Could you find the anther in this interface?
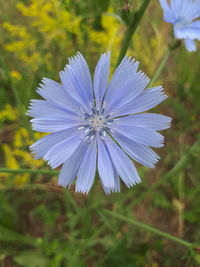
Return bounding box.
[85,128,90,133]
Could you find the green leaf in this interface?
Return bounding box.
[14,250,49,267]
[0,225,41,247]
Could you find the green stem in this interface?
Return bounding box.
[164,140,200,179]
[148,50,170,87]
[130,139,200,209]
[148,38,181,87]
[117,0,151,66]
[0,168,58,175]
[103,209,196,248]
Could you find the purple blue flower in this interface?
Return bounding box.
[28,52,171,194]
[159,0,200,51]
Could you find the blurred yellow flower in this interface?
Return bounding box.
[14,174,29,185]
[0,104,18,122]
[2,144,19,169]
[10,71,22,80]
[1,124,45,185]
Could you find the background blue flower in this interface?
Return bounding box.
[28,52,171,194]
[159,0,200,51]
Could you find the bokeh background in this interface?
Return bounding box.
[0,0,200,266]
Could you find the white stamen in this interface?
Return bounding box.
[79,103,114,141]
[84,136,89,141]
[85,128,90,133]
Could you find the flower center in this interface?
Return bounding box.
[79,103,114,141]
[90,115,106,131]
[175,16,190,28]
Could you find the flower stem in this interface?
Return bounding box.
[0,168,58,175]
[117,0,151,66]
[164,140,200,179]
[148,38,181,87]
[148,50,171,87]
[103,209,197,249]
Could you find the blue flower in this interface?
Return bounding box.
[28,52,171,194]
[159,0,200,51]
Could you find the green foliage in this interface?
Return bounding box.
[14,251,48,267]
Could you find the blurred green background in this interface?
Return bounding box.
[0,0,200,266]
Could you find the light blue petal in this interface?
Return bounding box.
[105,137,141,187]
[58,142,88,187]
[97,137,115,189]
[190,20,200,29]
[43,131,83,169]
[114,113,171,131]
[68,52,93,102]
[104,56,139,108]
[113,86,167,117]
[30,117,82,132]
[30,128,77,159]
[76,139,97,193]
[174,23,200,40]
[102,167,120,194]
[159,0,170,11]
[103,148,121,194]
[159,0,200,25]
[159,0,175,23]
[112,167,121,193]
[170,0,195,20]
[60,66,91,112]
[37,78,80,114]
[105,71,149,116]
[170,0,184,13]
[110,124,164,148]
[186,1,200,20]
[184,38,197,52]
[112,132,160,168]
[27,100,77,118]
[93,52,110,107]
